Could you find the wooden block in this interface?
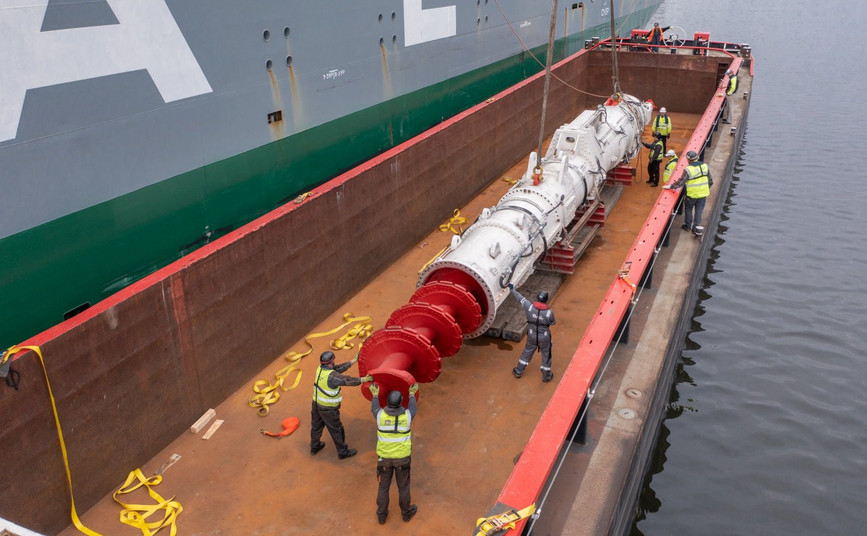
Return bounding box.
[154,453,181,475]
[202,419,224,440]
[190,408,216,433]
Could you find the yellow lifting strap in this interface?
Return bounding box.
[438,208,468,234]
[617,260,637,295]
[3,345,103,535]
[113,468,182,536]
[294,191,313,203]
[474,504,536,536]
[248,313,373,416]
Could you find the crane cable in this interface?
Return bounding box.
[492,0,643,100]
[535,0,559,169]
[610,0,622,96]
[493,0,605,99]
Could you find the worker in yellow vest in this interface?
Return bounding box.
[663,150,713,237]
[369,383,419,525]
[722,68,739,123]
[310,351,372,459]
[662,150,678,184]
[641,132,665,187]
[653,107,672,152]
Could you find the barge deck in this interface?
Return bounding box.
[58,116,696,535]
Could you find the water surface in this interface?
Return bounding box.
[633,1,867,534]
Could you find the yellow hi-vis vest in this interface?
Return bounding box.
[376,409,412,459]
[651,139,664,161]
[313,366,341,407]
[653,115,672,136]
[663,156,678,184]
[727,75,738,96]
[685,162,710,198]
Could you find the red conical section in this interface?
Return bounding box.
[358,275,484,407]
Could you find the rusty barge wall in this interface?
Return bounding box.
[0,51,727,534]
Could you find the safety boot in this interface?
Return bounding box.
[403,505,418,522]
[693,226,704,238]
[338,448,357,459]
[542,370,554,382]
[310,441,326,455]
[512,366,524,379]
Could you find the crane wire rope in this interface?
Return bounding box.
[609,0,621,96]
[492,0,643,100]
[536,0,560,165]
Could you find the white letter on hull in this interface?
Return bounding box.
[0,0,212,142]
[403,0,456,47]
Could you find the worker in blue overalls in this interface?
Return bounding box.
[509,284,556,382]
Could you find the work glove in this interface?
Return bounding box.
[369,384,380,396]
[350,352,359,365]
[508,283,514,290]
[408,384,419,395]
[362,374,374,383]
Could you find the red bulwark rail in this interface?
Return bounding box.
[497,55,744,533]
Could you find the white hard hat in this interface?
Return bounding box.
[659,107,667,113]
[665,150,676,157]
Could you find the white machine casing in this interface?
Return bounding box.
[419,95,653,338]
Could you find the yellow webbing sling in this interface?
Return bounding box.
[474,503,536,536]
[3,345,102,535]
[248,313,372,416]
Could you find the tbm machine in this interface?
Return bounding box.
[358,94,653,405]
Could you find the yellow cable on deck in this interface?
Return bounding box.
[113,469,182,536]
[3,345,103,536]
[249,313,373,416]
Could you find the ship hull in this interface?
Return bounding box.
[0,0,660,349]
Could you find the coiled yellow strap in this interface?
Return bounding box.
[248,313,373,416]
[113,468,182,536]
[438,209,468,234]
